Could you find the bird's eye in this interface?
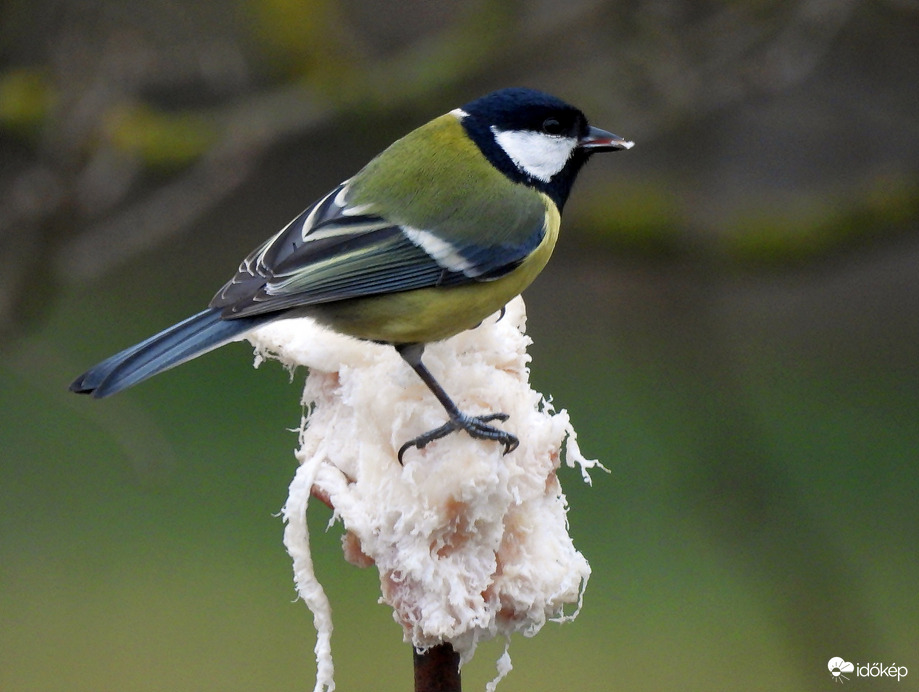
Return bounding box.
[541,118,563,135]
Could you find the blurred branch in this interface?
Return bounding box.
[575,170,919,265]
[57,83,331,281]
[618,0,862,128]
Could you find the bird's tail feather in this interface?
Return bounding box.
[70,308,268,398]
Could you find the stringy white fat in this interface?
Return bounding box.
[246,296,604,692]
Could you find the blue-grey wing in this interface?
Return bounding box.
[210,182,546,319]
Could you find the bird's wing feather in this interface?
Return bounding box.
[210,182,546,319]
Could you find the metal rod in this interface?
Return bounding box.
[414,643,461,692]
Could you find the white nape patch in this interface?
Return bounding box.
[402,226,475,275]
[450,107,469,120]
[491,127,577,182]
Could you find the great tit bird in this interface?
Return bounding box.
[70,87,633,461]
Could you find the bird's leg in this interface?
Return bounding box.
[395,343,519,464]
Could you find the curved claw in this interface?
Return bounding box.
[398,412,519,464]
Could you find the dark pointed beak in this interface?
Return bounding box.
[578,126,634,152]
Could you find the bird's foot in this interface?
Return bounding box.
[398,412,519,464]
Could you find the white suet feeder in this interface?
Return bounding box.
[246,295,603,692]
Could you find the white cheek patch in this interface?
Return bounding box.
[491,127,577,182]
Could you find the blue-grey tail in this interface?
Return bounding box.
[70,308,269,398]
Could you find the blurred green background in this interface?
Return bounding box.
[2,1,918,690]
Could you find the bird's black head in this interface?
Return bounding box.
[455,88,632,209]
